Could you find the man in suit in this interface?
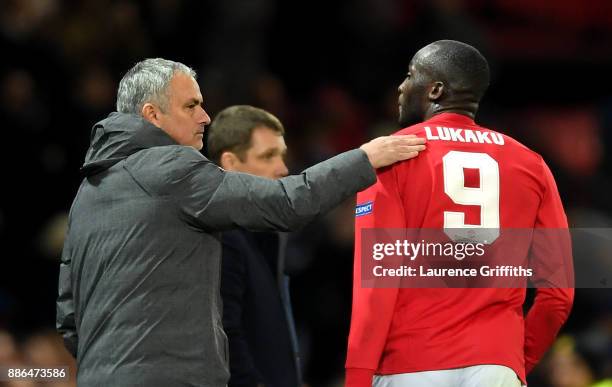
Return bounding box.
[207,105,299,387]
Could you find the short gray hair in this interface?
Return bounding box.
[116,58,197,114]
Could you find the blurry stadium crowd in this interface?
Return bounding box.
[1,0,611,386]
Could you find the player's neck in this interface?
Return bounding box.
[425,104,478,121]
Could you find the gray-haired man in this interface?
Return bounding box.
[56,58,426,387]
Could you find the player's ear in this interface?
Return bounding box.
[429,81,444,101]
[219,151,240,171]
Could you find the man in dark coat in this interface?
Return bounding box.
[56,58,426,387]
[207,105,301,387]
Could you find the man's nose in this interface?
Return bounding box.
[197,106,211,125]
[398,79,408,93]
[276,160,289,178]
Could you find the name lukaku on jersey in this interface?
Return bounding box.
[424,126,504,145]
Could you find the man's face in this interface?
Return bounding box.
[229,126,288,180]
[156,72,211,150]
[398,61,429,127]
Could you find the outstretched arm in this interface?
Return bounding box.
[178,135,425,232]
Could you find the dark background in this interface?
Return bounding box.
[1,0,611,386]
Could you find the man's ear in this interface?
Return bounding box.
[429,81,444,101]
[141,103,161,126]
[219,151,240,171]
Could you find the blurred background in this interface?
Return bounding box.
[1,0,612,386]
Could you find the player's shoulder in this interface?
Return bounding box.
[378,124,433,185]
[393,123,425,137]
[474,124,552,181]
[488,127,545,164]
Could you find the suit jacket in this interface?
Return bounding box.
[221,230,301,387]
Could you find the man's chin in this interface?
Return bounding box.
[190,140,204,151]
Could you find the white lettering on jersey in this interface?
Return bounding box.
[490,132,505,145]
[425,126,438,140]
[449,128,465,142]
[424,126,505,145]
[464,129,477,143]
[438,127,451,140]
[476,131,492,144]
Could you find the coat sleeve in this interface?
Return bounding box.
[175,147,377,232]
[56,238,78,358]
[524,159,574,374]
[220,233,265,387]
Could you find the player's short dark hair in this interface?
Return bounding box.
[419,40,490,101]
[207,105,285,163]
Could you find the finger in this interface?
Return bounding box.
[398,136,426,145]
[389,136,426,146]
[397,151,419,160]
[397,144,426,152]
[393,150,419,160]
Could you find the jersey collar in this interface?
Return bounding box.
[424,113,476,126]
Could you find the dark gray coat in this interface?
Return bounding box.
[56,112,376,387]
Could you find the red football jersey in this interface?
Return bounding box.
[345,113,574,386]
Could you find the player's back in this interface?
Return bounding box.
[351,113,568,382]
[399,113,547,376]
[395,112,544,230]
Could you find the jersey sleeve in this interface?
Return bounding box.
[345,165,405,387]
[524,158,575,374]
